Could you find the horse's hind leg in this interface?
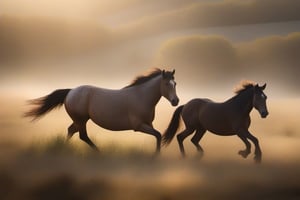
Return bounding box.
[191,128,206,157]
[177,128,195,157]
[78,123,99,151]
[67,123,78,140]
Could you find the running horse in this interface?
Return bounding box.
[25,69,179,154]
[162,82,268,163]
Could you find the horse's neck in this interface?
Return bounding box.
[228,89,254,115]
[135,76,162,107]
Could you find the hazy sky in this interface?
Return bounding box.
[1,0,300,98]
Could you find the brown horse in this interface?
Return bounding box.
[24,69,179,154]
[162,82,268,163]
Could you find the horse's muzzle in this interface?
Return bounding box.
[261,111,269,118]
[171,98,179,106]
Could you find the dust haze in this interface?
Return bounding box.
[1,1,300,199]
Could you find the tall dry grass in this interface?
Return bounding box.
[0,135,299,200]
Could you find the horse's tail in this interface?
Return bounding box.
[24,89,71,121]
[162,105,184,146]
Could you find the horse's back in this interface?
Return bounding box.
[66,85,144,130]
[183,98,236,134]
[198,99,238,134]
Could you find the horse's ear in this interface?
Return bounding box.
[172,69,175,75]
[260,83,267,90]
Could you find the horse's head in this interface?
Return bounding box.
[160,69,179,106]
[253,83,269,118]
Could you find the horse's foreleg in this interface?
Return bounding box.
[237,133,251,158]
[191,129,206,157]
[245,132,262,163]
[177,128,194,157]
[137,124,161,155]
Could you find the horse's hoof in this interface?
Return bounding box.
[254,155,262,164]
[180,153,187,159]
[195,152,204,160]
[238,150,249,158]
[151,151,160,159]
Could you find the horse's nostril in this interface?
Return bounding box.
[171,99,179,106]
[261,111,269,118]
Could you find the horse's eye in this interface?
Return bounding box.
[261,94,266,99]
[168,80,176,88]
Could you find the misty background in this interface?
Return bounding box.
[1,2,300,199]
[0,0,300,157]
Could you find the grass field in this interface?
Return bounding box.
[0,135,300,200]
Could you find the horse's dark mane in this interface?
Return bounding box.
[124,68,162,88]
[234,81,256,94]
